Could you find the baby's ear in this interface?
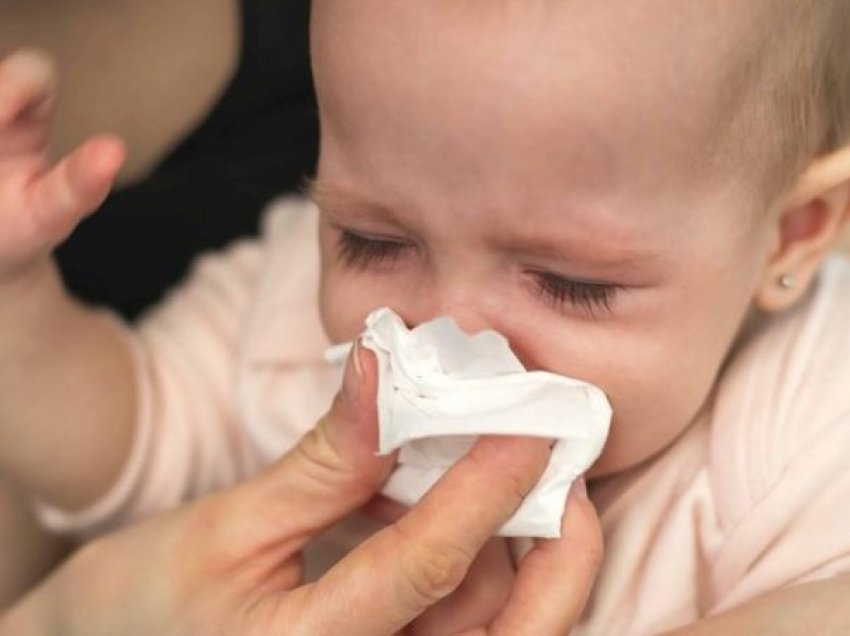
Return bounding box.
[756,144,850,312]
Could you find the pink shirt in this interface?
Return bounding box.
[38,198,850,634]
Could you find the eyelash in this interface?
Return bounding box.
[531,273,622,316]
[336,230,622,316]
[337,230,412,268]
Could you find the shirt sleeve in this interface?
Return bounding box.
[35,239,266,538]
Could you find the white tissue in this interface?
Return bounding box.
[325,308,612,538]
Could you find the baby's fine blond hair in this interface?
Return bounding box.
[730,1,850,199]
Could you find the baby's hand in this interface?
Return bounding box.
[0,49,124,285]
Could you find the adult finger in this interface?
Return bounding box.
[300,434,553,636]
[0,49,56,126]
[489,479,603,635]
[409,538,515,636]
[363,493,407,524]
[213,342,396,554]
[365,493,517,634]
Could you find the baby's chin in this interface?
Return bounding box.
[586,446,659,482]
[586,417,698,481]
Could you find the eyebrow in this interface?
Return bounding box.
[306,179,661,271]
[305,179,400,223]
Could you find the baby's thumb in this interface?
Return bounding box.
[225,341,394,549]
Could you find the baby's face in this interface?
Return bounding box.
[312,1,781,475]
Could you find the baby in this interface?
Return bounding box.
[2,0,850,633]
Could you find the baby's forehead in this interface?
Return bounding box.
[314,1,763,90]
[313,1,766,193]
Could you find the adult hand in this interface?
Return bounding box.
[0,344,602,635]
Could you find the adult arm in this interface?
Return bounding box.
[666,576,850,635]
[0,479,68,610]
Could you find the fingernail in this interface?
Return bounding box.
[352,338,364,377]
[342,338,364,404]
[571,477,588,500]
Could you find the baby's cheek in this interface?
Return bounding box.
[514,322,697,476]
[320,298,361,346]
[319,269,366,343]
[590,357,713,476]
[320,267,415,343]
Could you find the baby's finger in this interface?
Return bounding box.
[0,49,56,126]
[25,135,125,243]
[489,480,603,635]
[0,119,48,160]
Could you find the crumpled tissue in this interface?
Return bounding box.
[325,308,612,538]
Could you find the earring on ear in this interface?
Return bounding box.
[778,273,796,289]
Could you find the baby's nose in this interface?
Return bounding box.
[401,298,538,369]
[405,285,498,336]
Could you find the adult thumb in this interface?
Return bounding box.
[220,341,395,551]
